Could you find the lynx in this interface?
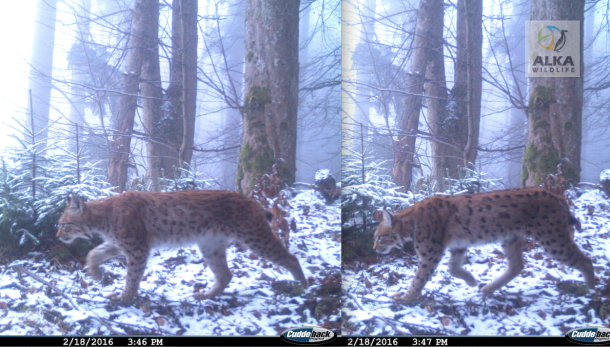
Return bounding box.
[373,188,595,301]
[57,190,308,304]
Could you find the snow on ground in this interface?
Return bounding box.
[0,188,340,336]
[342,188,610,336]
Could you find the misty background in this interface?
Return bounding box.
[1,0,340,190]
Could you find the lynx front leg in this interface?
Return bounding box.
[397,242,444,302]
[481,236,524,295]
[118,250,149,304]
[198,240,232,298]
[448,248,477,286]
[86,242,123,281]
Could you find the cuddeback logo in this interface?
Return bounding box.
[565,326,610,345]
[280,326,337,345]
[538,25,568,52]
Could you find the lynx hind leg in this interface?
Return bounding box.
[86,242,123,281]
[398,243,444,302]
[448,248,477,286]
[198,239,232,298]
[535,226,595,289]
[481,236,525,296]
[243,227,308,288]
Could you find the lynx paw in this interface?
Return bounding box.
[463,275,477,287]
[87,266,104,281]
[101,292,135,306]
[193,292,216,301]
[390,292,419,304]
[480,283,497,296]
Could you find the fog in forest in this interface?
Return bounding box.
[342,0,610,190]
[1,0,340,190]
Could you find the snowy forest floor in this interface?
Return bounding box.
[0,188,341,336]
[342,188,610,336]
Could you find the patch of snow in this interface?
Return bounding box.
[314,169,333,182]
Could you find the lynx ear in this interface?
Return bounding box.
[68,194,84,212]
[381,208,394,226]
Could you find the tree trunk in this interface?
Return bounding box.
[108,0,155,192]
[430,0,482,191]
[461,0,483,168]
[141,0,165,192]
[425,0,449,189]
[392,0,442,192]
[522,0,584,187]
[237,0,300,195]
[27,0,58,155]
[174,0,198,168]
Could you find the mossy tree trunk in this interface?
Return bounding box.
[392,0,442,192]
[237,0,300,195]
[522,0,584,187]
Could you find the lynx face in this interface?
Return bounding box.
[373,188,595,302]
[57,196,95,243]
[373,210,411,254]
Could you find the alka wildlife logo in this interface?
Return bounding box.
[526,21,580,77]
[538,25,568,52]
[280,326,337,345]
[565,326,610,345]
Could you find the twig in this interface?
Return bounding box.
[14,265,80,311]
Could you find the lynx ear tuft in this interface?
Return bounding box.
[381,208,394,226]
[68,194,85,212]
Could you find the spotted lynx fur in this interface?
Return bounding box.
[57,190,308,303]
[373,188,595,301]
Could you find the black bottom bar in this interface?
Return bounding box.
[0,335,606,346]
